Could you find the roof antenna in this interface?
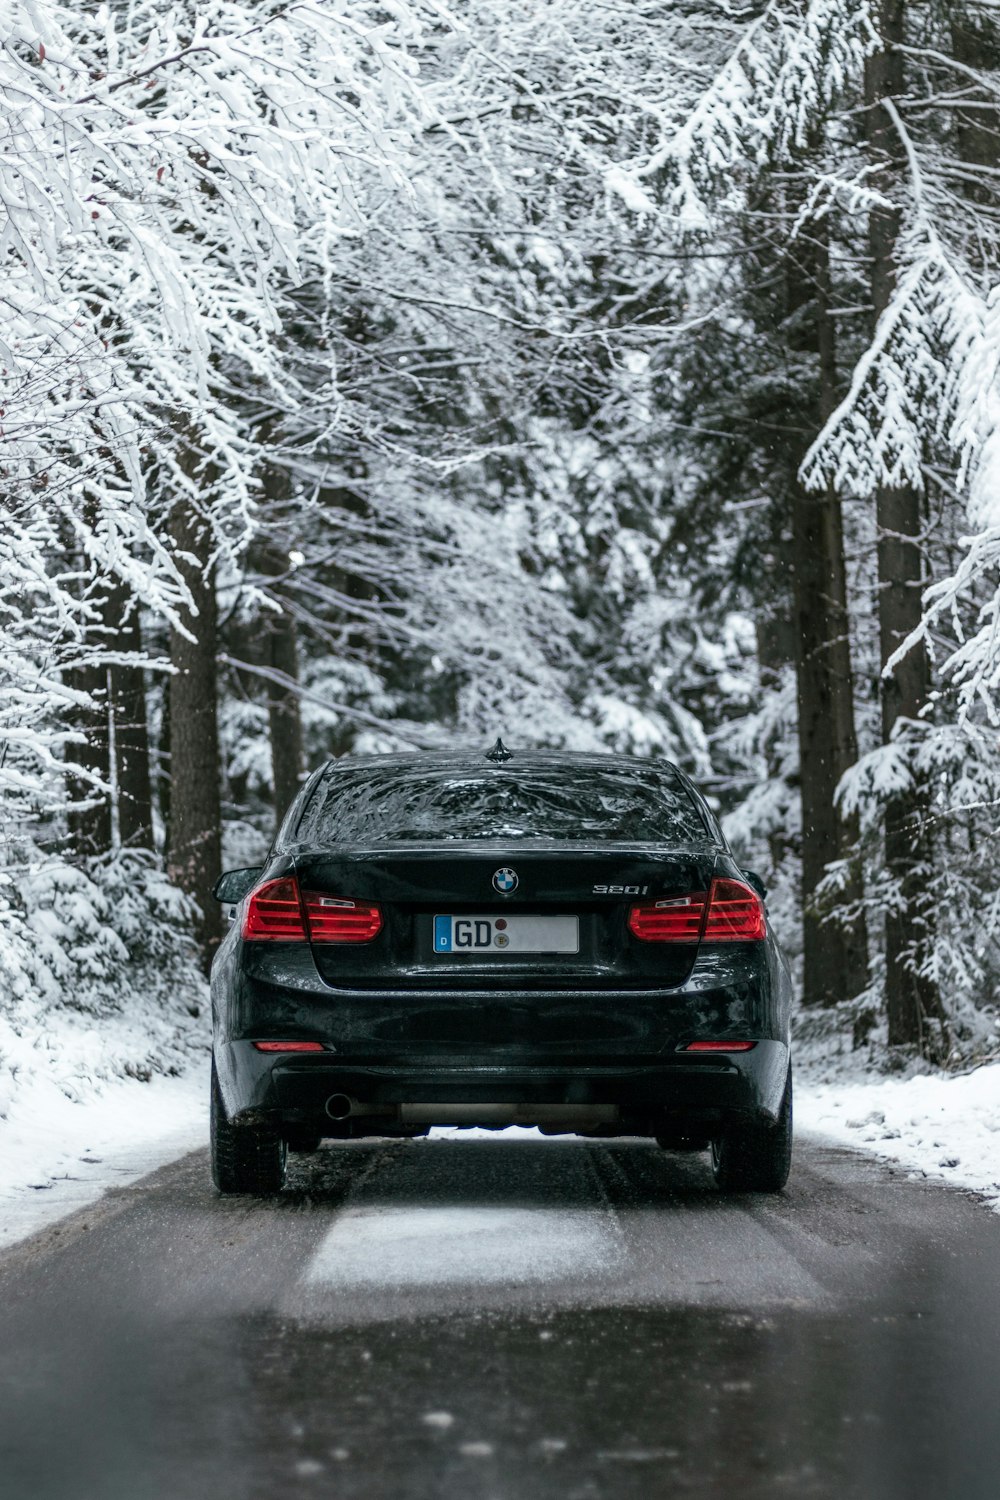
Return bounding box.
[485,736,513,764]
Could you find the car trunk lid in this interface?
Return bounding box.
[295,842,719,991]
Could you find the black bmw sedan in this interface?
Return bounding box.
[210,742,793,1196]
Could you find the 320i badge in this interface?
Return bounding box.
[209,740,793,1195]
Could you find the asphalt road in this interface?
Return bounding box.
[2,1131,999,1500]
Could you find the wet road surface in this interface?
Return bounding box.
[1,1132,999,1499]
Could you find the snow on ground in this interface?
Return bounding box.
[305,1203,618,1290]
[0,1056,209,1251]
[797,1061,1000,1211]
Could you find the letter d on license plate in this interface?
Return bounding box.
[433,914,578,954]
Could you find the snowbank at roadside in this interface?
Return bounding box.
[0,1056,209,1251]
[797,1061,1000,1210]
[0,846,212,1250]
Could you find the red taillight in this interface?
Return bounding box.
[628,895,706,942]
[242,876,382,944]
[253,1040,325,1053]
[628,877,765,944]
[302,894,383,943]
[702,877,766,941]
[242,876,307,940]
[684,1040,756,1052]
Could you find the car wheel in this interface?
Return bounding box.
[210,1059,287,1195]
[710,1067,792,1193]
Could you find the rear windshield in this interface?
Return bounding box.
[295,763,710,845]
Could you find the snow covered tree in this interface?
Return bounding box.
[6,0,996,1072]
[1,0,439,958]
[624,0,1000,1057]
[212,1,739,782]
[622,0,875,1006]
[800,2,1000,1053]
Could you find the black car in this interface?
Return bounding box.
[210,742,793,1195]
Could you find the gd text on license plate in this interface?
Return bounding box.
[433,914,579,954]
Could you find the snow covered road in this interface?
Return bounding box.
[2,1128,1000,1500]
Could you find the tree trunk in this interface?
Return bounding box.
[754,618,798,878]
[951,6,1000,197]
[167,484,222,971]
[866,1,942,1049]
[158,671,172,857]
[259,459,304,829]
[107,580,154,850]
[266,601,304,826]
[790,216,869,1007]
[64,503,112,857]
[64,657,112,857]
[790,482,869,1005]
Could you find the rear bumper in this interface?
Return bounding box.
[215,1038,790,1135]
[211,935,793,1136]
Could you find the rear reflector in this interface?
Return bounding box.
[242,876,382,944]
[628,876,765,944]
[253,1040,325,1053]
[684,1040,756,1052]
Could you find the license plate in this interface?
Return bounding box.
[433,914,579,955]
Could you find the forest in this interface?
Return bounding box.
[2,0,1000,1093]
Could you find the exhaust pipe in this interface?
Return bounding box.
[325,1093,357,1121]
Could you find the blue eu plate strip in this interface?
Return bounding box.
[433,915,452,952]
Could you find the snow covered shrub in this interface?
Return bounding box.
[0,845,206,1113]
[835,719,1000,1064]
[718,664,804,982]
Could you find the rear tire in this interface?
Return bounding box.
[211,1060,287,1195]
[711,1068,792,1193]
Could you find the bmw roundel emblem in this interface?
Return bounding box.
[492,867,518,895]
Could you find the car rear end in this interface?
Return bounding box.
[211,753,792,1154]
